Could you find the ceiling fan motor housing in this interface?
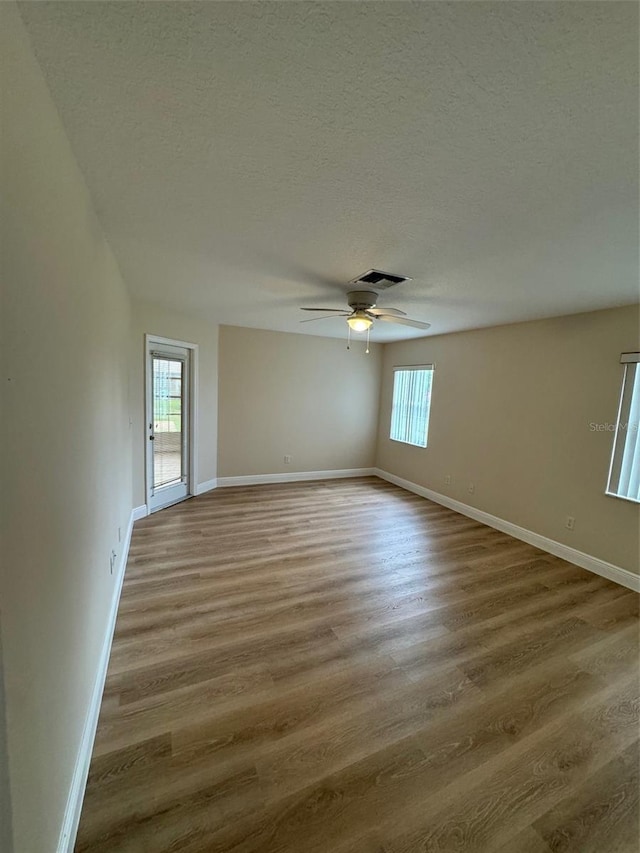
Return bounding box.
[347,290,378,311]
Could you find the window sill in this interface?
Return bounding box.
[389,438,428,449]
[605,491,640,505]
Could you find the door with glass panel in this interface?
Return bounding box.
[147,344,191,512]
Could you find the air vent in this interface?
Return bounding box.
[349,269,412,290]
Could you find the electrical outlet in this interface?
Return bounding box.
[468,483,475,494]
[444,475,451,485]
[565,516,575,531]
[284,455,292,464]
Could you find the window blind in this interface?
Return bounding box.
[607,353,640,503]
[390,366,433,448]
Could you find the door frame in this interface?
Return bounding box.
[145,334,199,513]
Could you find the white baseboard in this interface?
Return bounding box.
[217,468,375,488]
[132,504,148,521]
[56,508,134,853]
[374,469,639,593]
[195,478,217,495]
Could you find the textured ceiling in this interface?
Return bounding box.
[19,1,639,341]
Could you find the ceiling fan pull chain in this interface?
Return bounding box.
[347,325,351,350]
[365,327,370,355]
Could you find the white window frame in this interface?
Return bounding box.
[389,364,434,448]
[606,352,640,504]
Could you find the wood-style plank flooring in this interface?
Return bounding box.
[76,477,640,852]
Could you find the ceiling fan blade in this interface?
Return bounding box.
[377,315,431,330]
[368,307,407,317]
[300,313,350,323]
[300,307,347,313]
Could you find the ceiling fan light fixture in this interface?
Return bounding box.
[347,312,373,332]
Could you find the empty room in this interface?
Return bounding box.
[1,2,639,852]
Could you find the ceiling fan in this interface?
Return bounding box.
[300,290,430,332]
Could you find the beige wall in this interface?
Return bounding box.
[376,305,640,574]
[218,325,382,477]
[131,300,218,507]
[0,6,133,851]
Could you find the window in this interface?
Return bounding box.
[390,365,433,447]
[607,352,640,503]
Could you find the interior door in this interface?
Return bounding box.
[147,344,191,512]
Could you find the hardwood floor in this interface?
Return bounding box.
[76,477,639,852]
